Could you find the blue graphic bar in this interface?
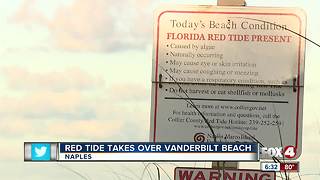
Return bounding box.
[59,142,258,153]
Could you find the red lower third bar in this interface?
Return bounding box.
[280,162,299,172]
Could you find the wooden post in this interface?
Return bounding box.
[213,0,247,171]
[212,161,238,169]
[217,0,246,6]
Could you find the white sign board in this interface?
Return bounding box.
[150,5,306,159]
[174,167,276,180]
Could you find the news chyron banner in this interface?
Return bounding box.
[24,142,259,162]
[150,5,306,160]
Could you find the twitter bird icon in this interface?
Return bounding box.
[31,143,51,161]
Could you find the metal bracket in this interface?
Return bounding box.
[293,77,297,92]
[159,74,163,88]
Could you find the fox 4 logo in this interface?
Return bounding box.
[261,146,296,158]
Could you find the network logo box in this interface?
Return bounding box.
[24,142,58,161]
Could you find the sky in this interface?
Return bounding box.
[0,0,319,179]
